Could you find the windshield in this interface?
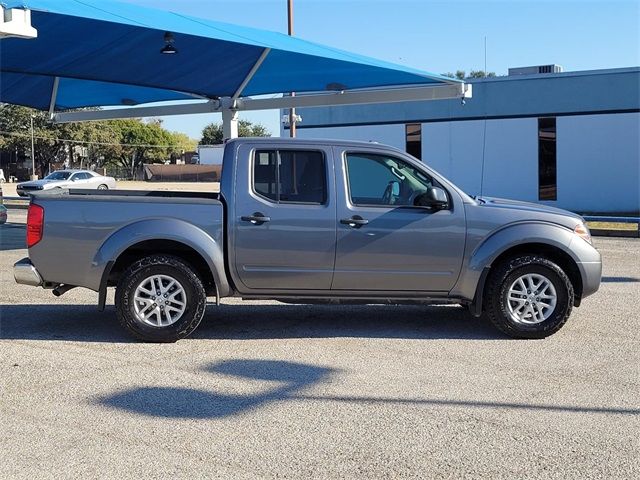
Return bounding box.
[45,171,72,180]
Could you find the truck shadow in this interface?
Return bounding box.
[196,303,501,341]
[97,358,639,419]
[0,303,503,342]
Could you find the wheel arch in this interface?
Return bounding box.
[456,222,584,313]
[487,242,583,304]
[108,239,217,295]
[92,218,230,306]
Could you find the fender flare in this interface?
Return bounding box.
[453,221,579,312]
[91,218,230,308]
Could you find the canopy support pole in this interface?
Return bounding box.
[222,108,238,140]
[48,77,60,117]
[231,48,271,102]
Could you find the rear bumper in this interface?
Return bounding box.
[14,257,43,287]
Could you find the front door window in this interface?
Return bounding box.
[345,153,434,208]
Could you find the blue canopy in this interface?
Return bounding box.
[0,0,458,111]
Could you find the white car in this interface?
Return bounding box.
[17,170,117,196]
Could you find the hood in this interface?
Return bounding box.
[477,196,584,221]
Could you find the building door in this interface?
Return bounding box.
[332,149,466,292]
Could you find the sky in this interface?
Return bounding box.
[122,0,640,139]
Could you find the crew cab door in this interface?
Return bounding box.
[332,147,466,292]
[233,144,336,291]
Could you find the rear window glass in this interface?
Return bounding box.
[253,150,326,204]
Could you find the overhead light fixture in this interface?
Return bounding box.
[161,31,177,54]
[326,82,347,91]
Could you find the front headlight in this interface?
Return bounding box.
[574,222,592,244]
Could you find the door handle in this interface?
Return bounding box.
[241,212,271,225]
[340,216,369,228]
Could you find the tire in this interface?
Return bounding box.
[115,255,207,342]
[97,184,108,190]
[484,255,574,339]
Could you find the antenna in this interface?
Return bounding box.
[480,35,488,196]
[484,36,487,74]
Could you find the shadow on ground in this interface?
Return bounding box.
[0,303,502,342]
[97,358,640,419]
[601,276,639,283]
[101,359,334,418]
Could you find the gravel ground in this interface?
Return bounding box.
[1,208,638,479]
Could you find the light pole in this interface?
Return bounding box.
[30,114,36,179]
[287,0,296,138]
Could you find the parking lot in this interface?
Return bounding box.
[1,207,638,479]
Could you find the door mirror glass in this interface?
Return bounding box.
[414,186,449,210]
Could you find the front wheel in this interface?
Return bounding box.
[484,255,574,339]
[115,255,207,342]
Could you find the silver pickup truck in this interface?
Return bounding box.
[14,138,601,342]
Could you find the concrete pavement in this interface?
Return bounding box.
[1,208,638,479]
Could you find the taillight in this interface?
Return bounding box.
[27,204,44,248]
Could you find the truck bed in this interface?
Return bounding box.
[44,188,220,201]
[28,188,224,292]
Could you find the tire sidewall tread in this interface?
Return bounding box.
[484,255,574,339]
[115,255,207,343]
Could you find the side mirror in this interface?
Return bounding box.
[414,186,449,210]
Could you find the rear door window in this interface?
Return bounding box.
[253,150,327,204]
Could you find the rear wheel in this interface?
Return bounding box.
[97,184,108,190]
[484,255,574,339]
[115,255,207,342]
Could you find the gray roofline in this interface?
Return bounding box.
[226,137,396,149]
[466,66,640,84]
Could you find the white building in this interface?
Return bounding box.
[283,66,639,214]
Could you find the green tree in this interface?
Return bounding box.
[468,70,496,78]
[169,131,198,153]
[0,104,83,177]
[200,119,270,145]
[0,104,198,178]
[109,119,180,176]
[443,70,497,80]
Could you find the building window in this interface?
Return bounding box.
[405,123,422,160]
[253,149,327,204]
[538,117,557,201]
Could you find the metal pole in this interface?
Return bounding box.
[222,109,239,140]
[30,115,36,179]
[287,0,296,138]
